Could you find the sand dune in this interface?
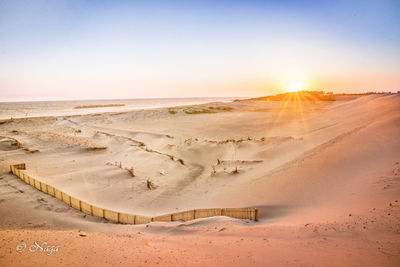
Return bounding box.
[0,93,399,266]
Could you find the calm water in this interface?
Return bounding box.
[0,97,240,120]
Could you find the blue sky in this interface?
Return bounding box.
[0,0,399,101]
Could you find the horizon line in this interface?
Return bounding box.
[1,90,398,103]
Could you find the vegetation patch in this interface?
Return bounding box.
[168,109,177,114]
[184,108,216,115]
[208,106,233,111]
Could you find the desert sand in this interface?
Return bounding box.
[0,92,399,266]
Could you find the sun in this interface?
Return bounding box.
[288,81,303,92]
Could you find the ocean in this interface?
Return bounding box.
[0,97,241,120]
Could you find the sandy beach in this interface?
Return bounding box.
[2,0,399,265]
[1,93,399,266]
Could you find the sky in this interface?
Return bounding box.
[0,0,399,101]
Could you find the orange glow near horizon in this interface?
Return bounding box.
[269,90,326,131]
[274,79,310,93]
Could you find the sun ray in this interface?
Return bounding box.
[270,91,295,130]
[293,91,309,133]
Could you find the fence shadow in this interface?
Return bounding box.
[10,163,258,225]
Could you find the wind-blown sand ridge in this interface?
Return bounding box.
[0,92,399,266]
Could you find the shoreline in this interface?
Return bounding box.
[0,99,240,121]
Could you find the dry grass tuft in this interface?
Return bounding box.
[211,165,216,175]
[87,146,107,151]
[147,179,156,190]
[231,167,239,174]
[125,167,135,177]
[108,162,135,177]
